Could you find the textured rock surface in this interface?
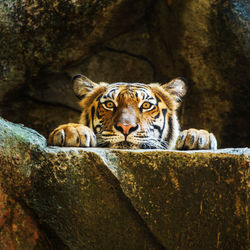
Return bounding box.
[0,187,52,249]
[229,0,250,58]
[0,0,150,98]
[148,0,250,148]
[0,0,249,147]
[0,117,249,249]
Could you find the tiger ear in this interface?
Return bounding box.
[161,77,187,102]
[72,74,98,99]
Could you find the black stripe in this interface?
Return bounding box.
[104,88,116,99]
[96,105,101,119]
[135,92,139,102]
[91,106,95,130]
[96,94,103,101]
[85,113,90,127]
[165,116,173,143]
[153,111,160,119]
[146,97,155,101]
[156,95,161,103]
[140,89,149,100]
[153,124,162,137]
[152,108,167,138]
[161,109,167,137]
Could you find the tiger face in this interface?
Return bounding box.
[73,75,187,149]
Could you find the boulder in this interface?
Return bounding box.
[148,0,250,148]
[0,187,52,249]
[0,0,249,147]
[0,117,249,249]
[0,0,150,98]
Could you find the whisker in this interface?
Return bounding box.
[96,131,168,149]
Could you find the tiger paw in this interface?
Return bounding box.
[175,128,217,150]
[48,123,96,147]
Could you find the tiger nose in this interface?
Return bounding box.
[115,122,138,135]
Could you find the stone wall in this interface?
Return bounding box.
[0,0,249,148]
[0,117,249,249]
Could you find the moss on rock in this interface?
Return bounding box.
[0,117,249,249]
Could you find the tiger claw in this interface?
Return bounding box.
[48,123,96,147]
[51,129,65,146]
[209,133,217,150]
[176,129,217,150]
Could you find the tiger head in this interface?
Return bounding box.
[73,75,187,149]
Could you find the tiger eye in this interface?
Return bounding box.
[141,102,152,109]
[104,101,115,109]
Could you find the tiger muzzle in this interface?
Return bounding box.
[114,106,139,137]
[115,123,138,136]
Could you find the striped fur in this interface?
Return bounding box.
[75,76,186,149]
[48,75,217,150]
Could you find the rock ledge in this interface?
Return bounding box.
[0,117,249,249]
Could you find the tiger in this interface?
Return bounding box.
[48,74,217,150]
